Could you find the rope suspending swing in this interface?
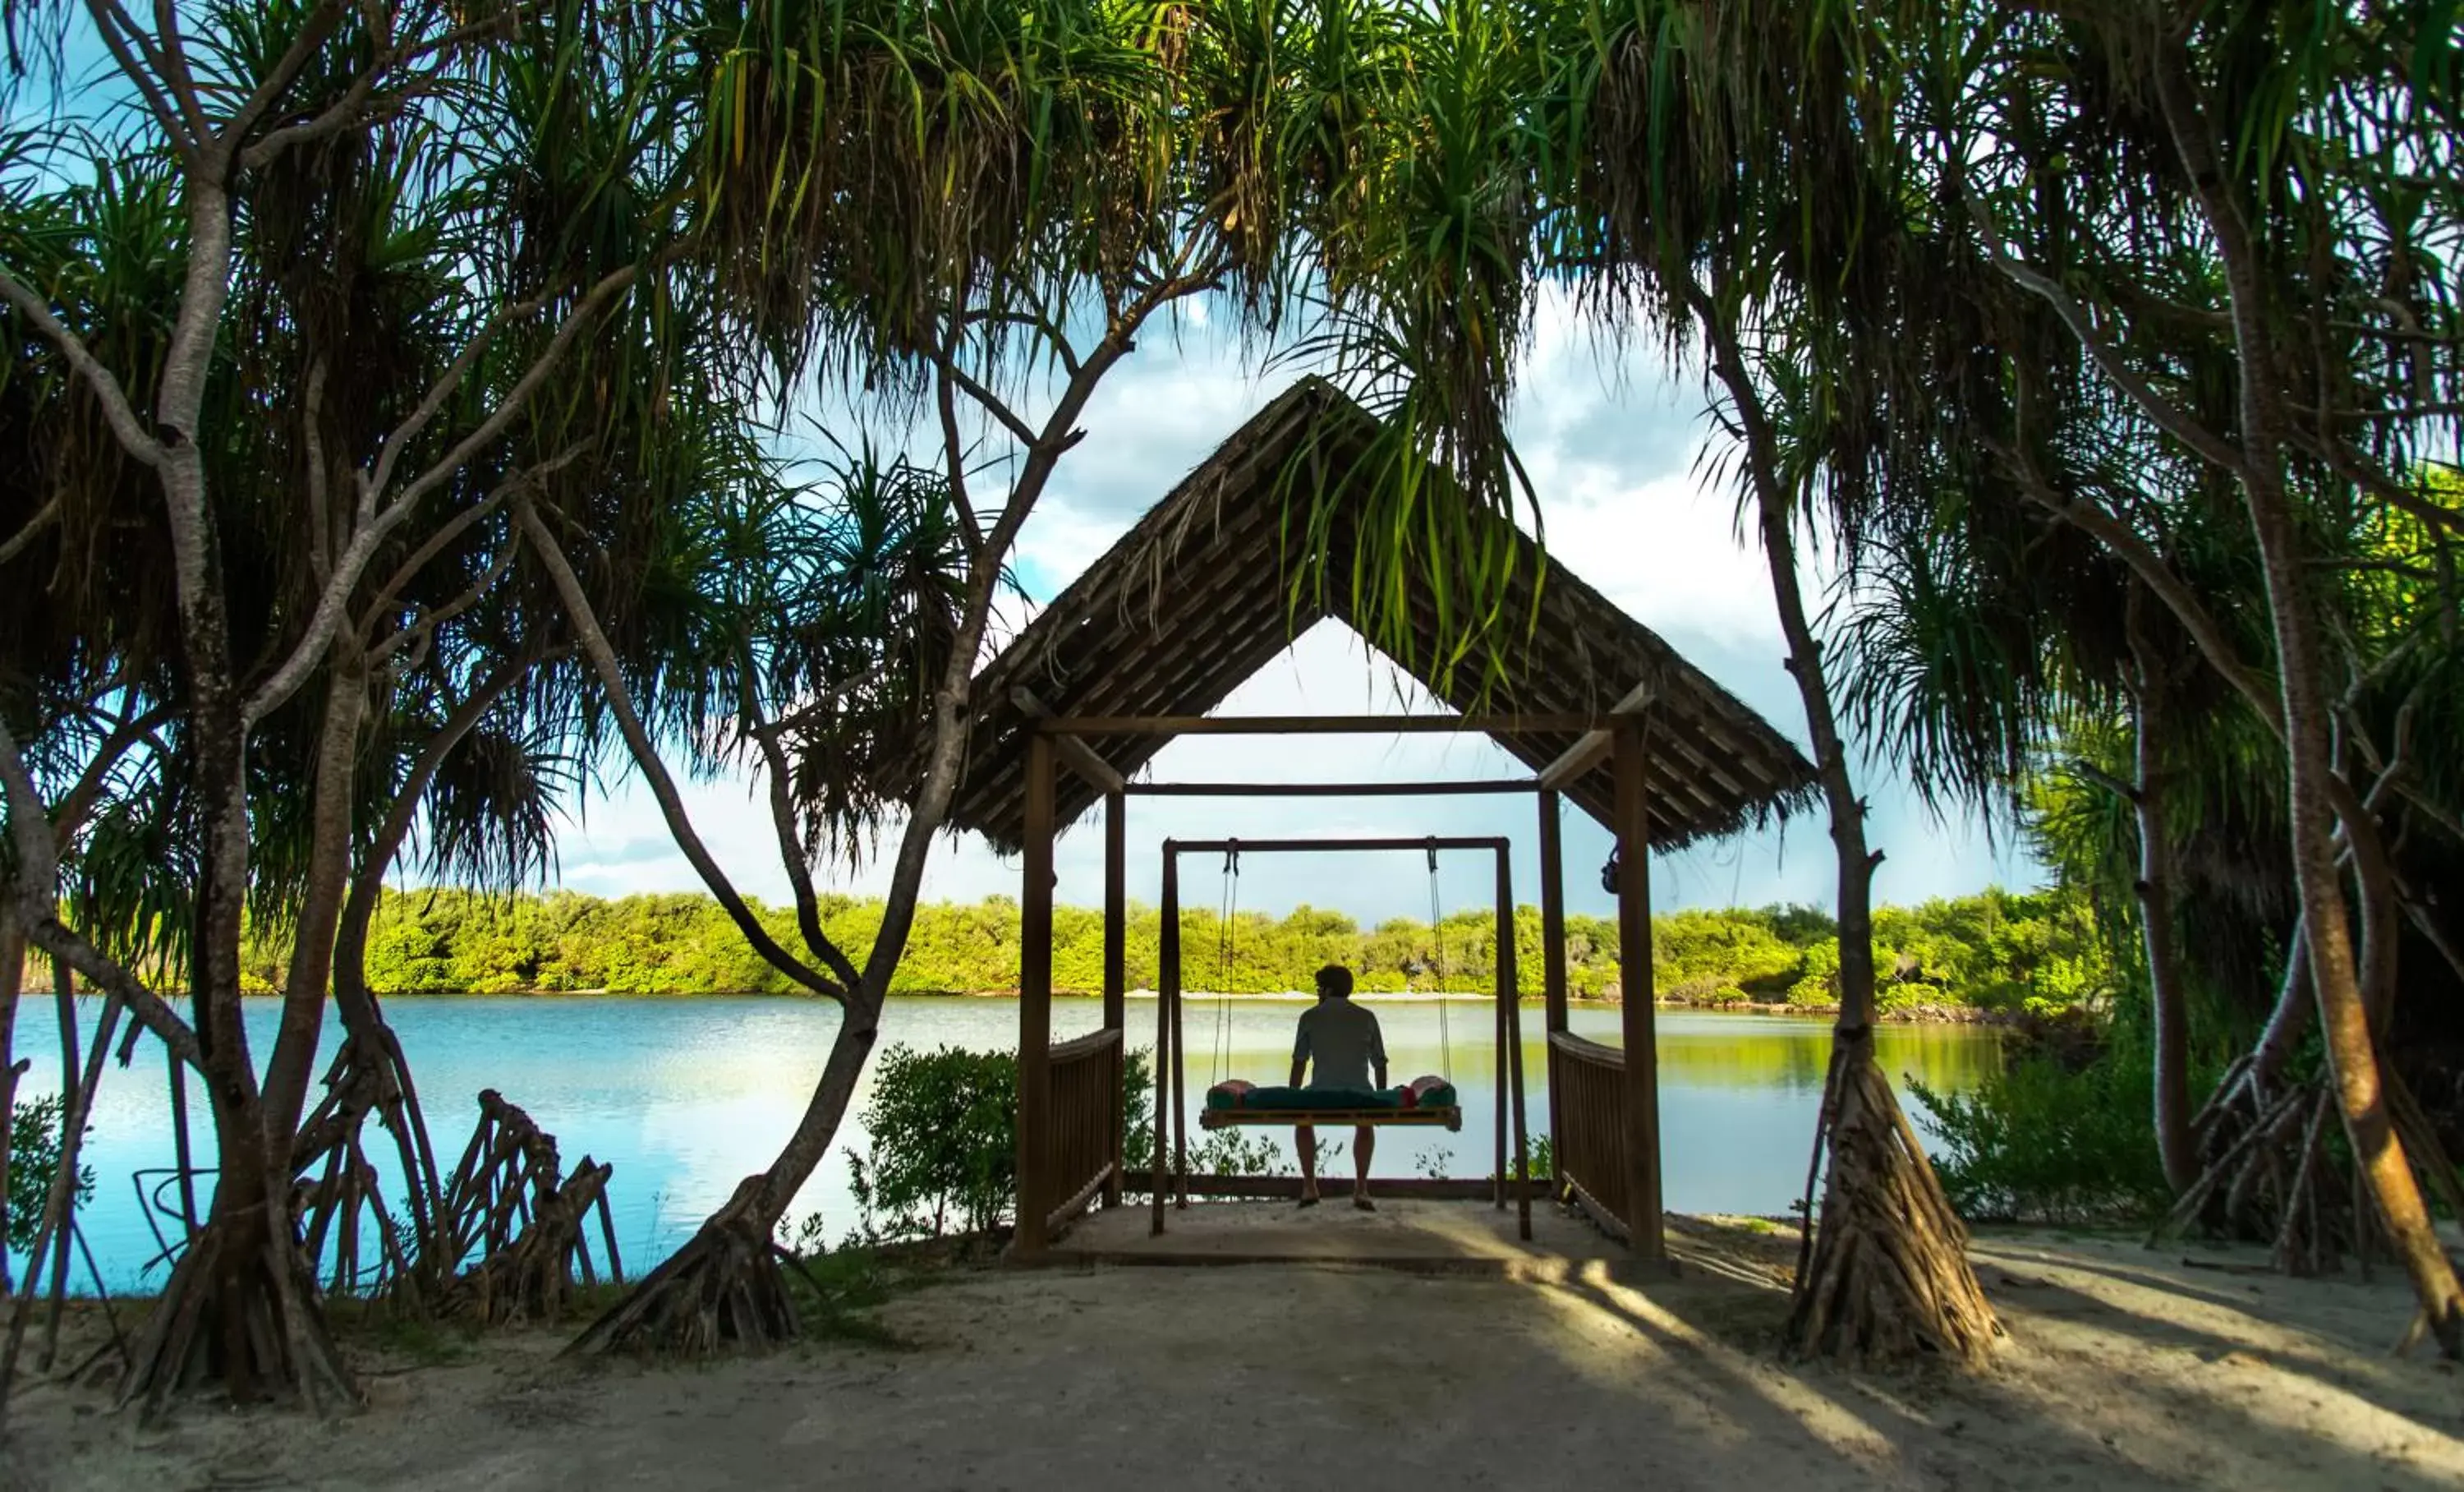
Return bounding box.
[1198,840,1463,1133]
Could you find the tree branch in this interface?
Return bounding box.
[739,683,866,994]
[515,497,848,1003]
[365,537,515,670]
[0,270,163,466]
[0,710,201,1071]
[942,361,1043,451]
[0,496,61,569]
[1972,216,2251,478]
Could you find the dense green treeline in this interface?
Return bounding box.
[237,884,2112,1013]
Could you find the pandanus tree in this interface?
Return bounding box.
[0,0,717,1410]
[1516,0,2009,1360]
[1857,0,2464,1347]
[558,0,1464,1353]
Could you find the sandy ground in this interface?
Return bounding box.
[5,1214,2462,1491]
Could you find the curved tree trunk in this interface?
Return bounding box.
[0,913,21,1292]
[2150,49,2464,1355]
[263,650,368,1144]
[555,297,1157,1357]
[1701,294,2000,1365]
[2125,618,2198,1195]
[310,658,529,1291]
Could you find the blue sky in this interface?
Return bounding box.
[549,288,2044,925]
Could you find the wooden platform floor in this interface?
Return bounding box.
[1045,1195,1654,1282]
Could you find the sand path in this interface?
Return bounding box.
[6,1218,2460,1490]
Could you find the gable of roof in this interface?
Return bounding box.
[949,377,1816,854]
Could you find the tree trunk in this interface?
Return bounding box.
[2153,48,2464,1355]
[108,163,359,1409]
[560,310,1136,1356]
[263,650,367,1144]
[2126,620,2198,1195]
[0,911,21,1292]
[1701,291,2000,1365]
[320,662,527,1261]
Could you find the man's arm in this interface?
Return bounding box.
[1371,1015,1389,1089]
[1291,1014,1311,1088]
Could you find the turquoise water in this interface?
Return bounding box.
[10,994,1999,1292]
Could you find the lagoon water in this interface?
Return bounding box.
[14,994,1999,1292]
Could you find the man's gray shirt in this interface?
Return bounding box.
[1293,997,1387,1089]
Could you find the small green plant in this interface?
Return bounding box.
[9,1096,94,1254]
[1192,1127,1289,1177]
[1485,1133,1554,1182]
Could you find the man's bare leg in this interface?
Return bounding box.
[1353,1126,1376,1211]
[1297,1124,1321,1206]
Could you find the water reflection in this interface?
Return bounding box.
[12,992,1998,1291]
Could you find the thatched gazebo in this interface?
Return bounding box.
[949,377,1815,1263]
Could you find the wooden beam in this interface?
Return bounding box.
[1116,1174,1558,1201]
[1014,731,1057,1260]
[1046,712,1607,738]
[1167,836,1510,856]
[1126,778,1537,799]
[1611,716,1666,1261]
[1536,731,1613,792]
[1537,681,1657,790]
[1012,687,1127,794]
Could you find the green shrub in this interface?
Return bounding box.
[849,1043,1162,1241]
[848,1045,1020,1240]
[9,1096,94,1254]
[1910,1054,2173,1225]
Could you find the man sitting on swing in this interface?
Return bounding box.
[1291,964,1386,1211]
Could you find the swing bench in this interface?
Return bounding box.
[1194,840,1467,1133]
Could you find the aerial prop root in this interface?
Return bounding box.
[115,1201,358,1421]
[564,1176,797,1359]
[1787,1029,2002,1366]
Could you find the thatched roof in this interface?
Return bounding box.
[951,378,1816,853]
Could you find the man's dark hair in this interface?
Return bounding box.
[1316,965,1354,999]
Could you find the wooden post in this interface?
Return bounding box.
[1498,848,1532,1241]
[1153,848,1182,1232]
[1538,789,1568,1200]
[1103,790,1126,1208]
[1014,730,1057,1259]
[1612,716,1666,1259]
[1166,851,1188,1209]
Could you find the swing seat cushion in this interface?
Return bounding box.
[1407,1075,1458,1108]
[1206,1082,1410,1112]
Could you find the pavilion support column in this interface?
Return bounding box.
[1014,730,1057,1259]
[1497,848,1532,1241]
[1538,790,1569,1193]
[1102,790,1126,1207]
[1612,716,1666,1260]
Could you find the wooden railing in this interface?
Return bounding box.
[1550,1031,1631,1242]
[1040,1026,1124,1235]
